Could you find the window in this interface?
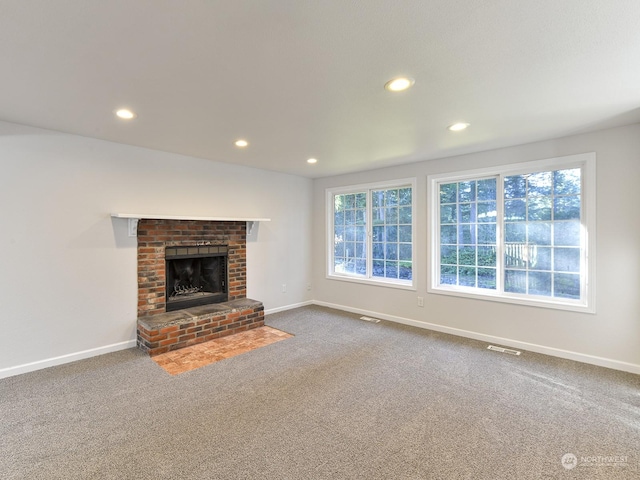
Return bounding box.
[428,153,595,312]
[328,179,415,288]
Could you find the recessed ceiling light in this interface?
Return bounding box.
[234,139,249,147]
[307,158,317,164]
[448,122,470,131]
[115,108,137,120]
[384,77,415,92]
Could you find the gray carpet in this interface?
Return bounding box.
[1,306,638,479]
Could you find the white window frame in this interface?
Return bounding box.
[327,178,416,290]
[427,153,596,313]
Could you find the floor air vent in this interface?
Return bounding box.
[359,316,381,323]
[487,345,521,356]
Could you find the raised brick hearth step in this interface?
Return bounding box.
[137,298,264,356]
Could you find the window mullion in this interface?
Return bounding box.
[496,174,505,294]
[366,189,373,279]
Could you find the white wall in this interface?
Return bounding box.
[312,123,640,373]
[0,121,313,376]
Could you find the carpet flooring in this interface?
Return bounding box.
[1,305,638,479]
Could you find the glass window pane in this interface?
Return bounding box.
[478,224,496,244]
[385,261,399,278]
[345,242,356,258]
[459,203,475,223]
[373,242,384,259]
[345,226,355,242]
[460,225,476,245]
[505,243,528,269]
[440,265,457,285]
[478,268,496,289]
[554,169,581,195]
[334,210,344,226]
[345,210,355,224]
[554,195,580,220]
[458,181,476,202]
[554,221,580,247]
[356,226,366,241]
[372,260,384,277]
[372,207,384,224]
[441,245,457,264]
[459,267,476,287]
[504,222,525,243]
[355,210,366,225]
[372,190,385,207]
[459,246,476,266]
[477,178,497,201]
[440,204,457,223]
[385,243,398,260]
[505,270,526,293]
[385,207,398,224]
[334,242,344,257]
[399,262,412,280]
[528,197,552,221]
[399,188,412,206]
[385,189,399,206]
[399,206,412,224]
[355,259,366,275]
[554,273,580,299]
[441,225,457,244]
[554,247,580,272]
[399,244,412,261]
[398,225,412,243]
[528,271,552,296]
[477,246,496,267]
[355,192,367,208]
[527,172,552,196]
[355,242,366,258]
[530,246,551,271]
[344,194,355,209]
[343,258,355,273]
[440,183,457,204]
[373,226,384,242]
[504,175,527,199]
[385,225,398,243]
[477,202,496,222]
[505,199,526,221]
[528,223,551,245]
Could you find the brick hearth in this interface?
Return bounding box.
[135,219,264,355]
[137,299,264,356]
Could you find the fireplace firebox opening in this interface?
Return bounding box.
[165,245,228,312]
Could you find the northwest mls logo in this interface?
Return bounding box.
[561,452,629,470]
[561,453,577,470]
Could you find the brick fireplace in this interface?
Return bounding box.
[135,219,264,356]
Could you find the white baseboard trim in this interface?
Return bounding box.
[313,300,640,375]
[1,300,315,379]
[4,302,638,378]
[265,300,314,316]
[0,340,137,380]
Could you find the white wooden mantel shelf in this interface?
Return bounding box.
[111,213,270,237]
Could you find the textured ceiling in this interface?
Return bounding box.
[1,0,640,178]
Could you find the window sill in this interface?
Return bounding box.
[328,273,415,291]
[428,285,594,313]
